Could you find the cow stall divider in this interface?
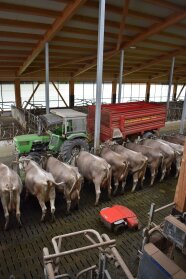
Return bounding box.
[43,229,134,279]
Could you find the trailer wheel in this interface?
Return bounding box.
[60,139,89,162]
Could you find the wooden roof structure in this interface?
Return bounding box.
[0,0,186,83]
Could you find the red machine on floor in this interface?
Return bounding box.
[100,205,139,233]
[88,101,166,141]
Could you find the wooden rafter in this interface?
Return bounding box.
[116,0,130,51]
[121,11,186,49]
[123,46,186,77]
[17,0,87,76]
[73,50,117,78]
[151,64,186,81]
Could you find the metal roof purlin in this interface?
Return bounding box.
[17,0,87,76]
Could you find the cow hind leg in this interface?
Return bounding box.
[49,188,56,222]
[131,173,138,193]
[1,196,9,230]
[37,196,47,222]
[16,194,22,227]
[113,182,119,196]
[160,165,166,182]
[150,169,156,186]
[94,183,101,206]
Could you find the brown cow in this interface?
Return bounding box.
[157,139,183,177]
[140,139,175,181]
[126,142,163,186]
[72,151,112,205]
[22,159,64,222]
[163,135,185,146]
[42,156,83,213]
[100,146,128,195]
[109,143,148,192]
[0,163,22,230]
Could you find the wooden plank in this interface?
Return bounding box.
[174,139,186,212]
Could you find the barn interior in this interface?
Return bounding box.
[0,0,186,278]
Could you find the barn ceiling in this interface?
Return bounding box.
[0,0,186,83]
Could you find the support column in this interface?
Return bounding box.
[45,42,49,114]
[14,79,22,108]
[172,83,177,101]
[118,49,124,103]
[145,81,151,102]
[174,138,186,213]
[179,89,186,135]
[166,57,175,117]
[94,0,106,152]
[112,80,117,104]
[69,79,74,107]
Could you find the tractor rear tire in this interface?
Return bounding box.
[60,138,89,162]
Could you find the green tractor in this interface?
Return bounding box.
[13,109,89,162]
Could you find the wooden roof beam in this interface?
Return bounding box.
[17,0,87,76]
[73,50,117,78]
[121,10,186,49]
[151,64,186,80]
[123,46,186,77]
[116,0,130,51]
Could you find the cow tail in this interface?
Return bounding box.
[8,186,13,211]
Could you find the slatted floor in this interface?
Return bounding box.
[0,174,176,279]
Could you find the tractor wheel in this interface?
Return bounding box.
[60,138,89,162]
[143,131,154,139]
[27,152,41,163]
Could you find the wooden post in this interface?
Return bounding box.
[14,79,22,108]
[145,81,151,102]
[172,83,177,101]
[174,139,186,213]
[112,80,117,104]
[69,79,74,107]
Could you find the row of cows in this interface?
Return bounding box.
[0,134,185,230]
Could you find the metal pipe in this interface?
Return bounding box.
[118,49,124,103]
[180,89,186,134]
[166,57,175,118]
[44,240,116,261]
[102,234,134,279]
[94,0,106,152]
[154,201,175,213]
[45,42,50,114]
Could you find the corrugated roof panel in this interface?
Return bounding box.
[0,26,45,34]
[129,0,172,18]
[0,0,66,11]
[0,11,54,24]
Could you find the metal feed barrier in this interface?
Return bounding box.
[43,229,134,279]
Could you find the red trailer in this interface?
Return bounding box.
[87,101,166,142]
